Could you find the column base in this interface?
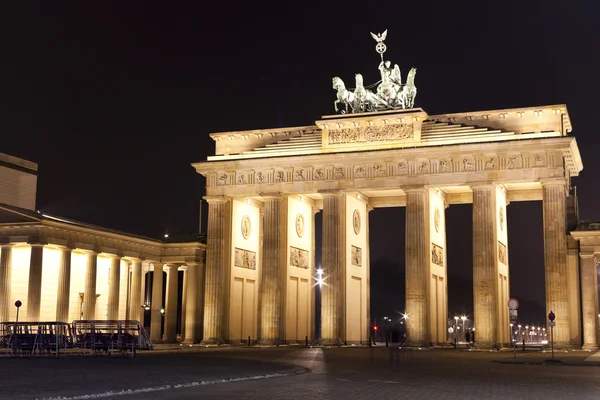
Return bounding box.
[201,338,225,345]
[321,338,343,346]
[582,344,599,352]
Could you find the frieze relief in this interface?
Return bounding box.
[235,248,256,270]
[498,242,507,265]
[532,153,547,167]
[431,243,444,266]
[354,165,366,178]
[328,124,414,145]
[507,154,523,169]
[373,164,387,177]
[461,158,475,172]
[208,150,543,187]
[485,156,498,170]
[290,246,309,269]
[351,245,362,267]
[439,160,451,173]
[397,161,408,175]
[418,160,430,174]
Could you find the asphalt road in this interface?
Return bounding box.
[3,347,600,399]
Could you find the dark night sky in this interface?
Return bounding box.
[2,1,599,324]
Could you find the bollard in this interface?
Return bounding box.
[248,336,251,346]
[385,335,389,347]
[369,335,372,347]
[305,335,308,346]
[522,339,525,352]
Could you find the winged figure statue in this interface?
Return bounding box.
[370,30,387,43]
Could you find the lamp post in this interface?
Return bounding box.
[454,316,459,344]
[461,316,467,342]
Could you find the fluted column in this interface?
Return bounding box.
[542,179,570,346]
[56,248,72,322]
[259,197,283,343]
[580,254,599,351]
[0,245,13,322]
[150,262,164,342]
[184,262,203,343]
[405,188,429,346]
[164,265,179,342]
[26,244,44,321]
[202,198,231,344]
[321,193,344,344]
[472,184,498,348]
[129,259,143,322]
[107,256,121,320]
[83,251,98,320]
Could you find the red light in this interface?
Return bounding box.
[373,326,378,331]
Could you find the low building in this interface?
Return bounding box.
[0,152,206,343]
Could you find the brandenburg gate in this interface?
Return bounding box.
[192,31,591,349]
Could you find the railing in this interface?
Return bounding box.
[0,320,153,357]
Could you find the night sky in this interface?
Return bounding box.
[3,2,599,325]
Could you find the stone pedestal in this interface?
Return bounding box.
[83,252,98,320]
[164,265,179,342]
[150,263,164,343]
[580,254,598,351]
[202,198,231,344]
[542,180,570,346]
[321,193,344,345]
[0,245,13,321]
[184,262,204,343]
[129,259,143,322]
[56,248,72,322]
[107,256,121,320]
[259,197,283,344]
[26,244,44,321]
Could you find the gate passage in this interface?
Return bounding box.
[0,320,153,357]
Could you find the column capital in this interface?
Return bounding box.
[541,178,568,187]
[319,190,343,198]
[470,182,497,191]
[402,185,427,194]
[28,242,47,247]
[260,193,285,200]
[203,196,230,204]
[579,251,595,259]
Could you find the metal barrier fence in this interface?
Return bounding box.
[0,320,153,357]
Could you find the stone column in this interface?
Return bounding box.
[180,268,188,339]
[365,206,372,344]
[405,188,429,346]
[202,198,231,344]
[150,262,164,342]
[580,254,598,350]
[321,193,344,345]
[542,179,570,346]
[259,196,283,343]
[0,245,13,321]
[184,262,203,343]
[83,251,98,320]
[26,244,45,321]
[107,256,121,320]
[164,265,179,342]
[472,184,498,348]
[56,248,72,322]
[129,259,143,322]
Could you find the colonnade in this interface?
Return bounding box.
[202,178,597,349]
[0,245,203,343]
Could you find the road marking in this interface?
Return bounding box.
[336,378,351,382]
[34,370,308,400]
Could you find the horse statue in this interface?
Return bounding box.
[398,67,417,109]
[332,77,354,114]
[352,74,377,113]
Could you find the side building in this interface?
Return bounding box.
[0,152,206,343]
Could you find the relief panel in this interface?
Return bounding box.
[235,248,256,270]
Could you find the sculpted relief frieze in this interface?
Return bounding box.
[208,150,557,187]
[328,124,414,145]
[290,246,309,269]
[235,248,256,270]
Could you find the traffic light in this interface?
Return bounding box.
[373,325,378,331]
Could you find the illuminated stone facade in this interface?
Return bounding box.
[193,105,595,348]
[0,154,206,343]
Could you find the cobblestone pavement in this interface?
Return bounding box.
[3,347,600,399]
